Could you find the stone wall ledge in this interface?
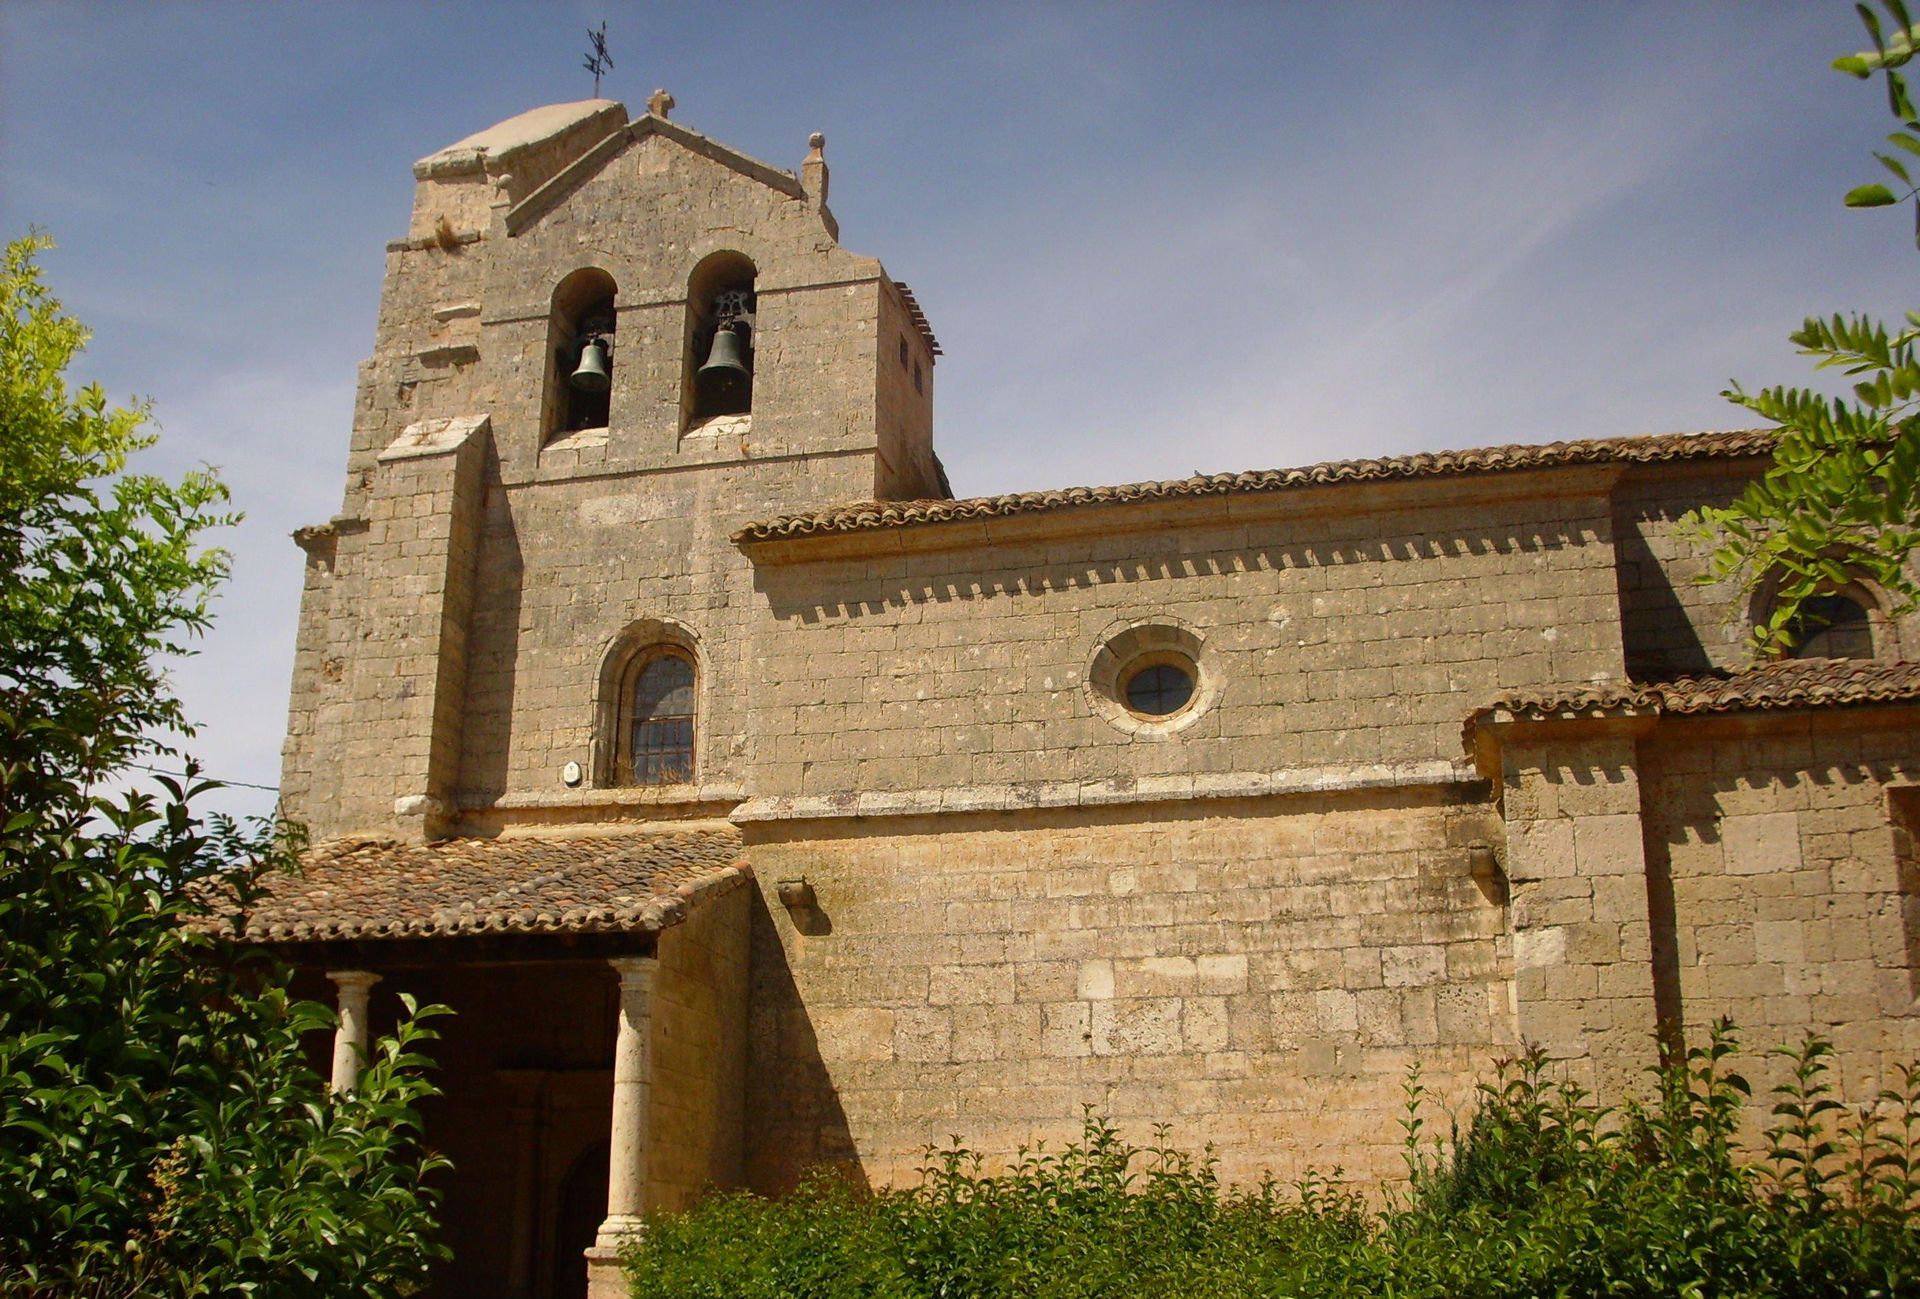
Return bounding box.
[467,784,748,814]
[731,760,1481,824]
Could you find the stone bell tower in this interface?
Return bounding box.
[280,95,946,843]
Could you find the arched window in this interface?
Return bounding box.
[545,268,617,441]
[683,251,756,428]
[620,649,695,784]
[1788,593,1877,661]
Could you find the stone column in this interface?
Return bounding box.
[586,955,656,1299]
[327,970,381,1094]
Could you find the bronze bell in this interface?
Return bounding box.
[697,323,751,402]
[569,336,611,392]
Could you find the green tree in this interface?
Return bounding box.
[1693,3,1920,653]
[0,233,447,1297]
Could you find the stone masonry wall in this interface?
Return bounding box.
[1639,713,1920,1097]
[283,420,483,839]
[1611,460,1920,678]
[742,474,1627,805]
[279,523,344,829]
[874,279,939,501]
[1611,461,1766,680]
[1496,728,1663,1099]
[651,884,752,1212]
[454,455,865,808]
[740,794,1511,1193]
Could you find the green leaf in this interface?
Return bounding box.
[1892,69,1919,119]
[1845,182,1901,206]
[1863,2,1889,54]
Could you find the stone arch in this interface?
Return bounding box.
[681,249,758,430]
[592,617,703,786]
[545,266,619,441]
[1748,572,1903,661]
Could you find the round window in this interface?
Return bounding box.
[1088,621,1214,737]
[1123,661,1195,717]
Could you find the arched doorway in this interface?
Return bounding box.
[552,1140,609,1299]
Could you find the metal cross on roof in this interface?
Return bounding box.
[583,21,613,98]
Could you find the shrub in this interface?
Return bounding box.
[625,1024,1920,1299]
[0,233,447,1297]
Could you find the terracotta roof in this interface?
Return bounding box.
[239,829,749,943]
[733,428,1775,544]
[1467,658,1920,732]
[891,281,942,357]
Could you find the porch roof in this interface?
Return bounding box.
[1468,657,1920,729]
[239,827,750,943]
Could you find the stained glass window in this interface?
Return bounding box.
[627,653,694,783]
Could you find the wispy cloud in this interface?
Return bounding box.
[0,0,1894,817]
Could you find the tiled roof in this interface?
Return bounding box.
[733,429,1774,544]
[1468,658,1920,731]
[239,829,749,943]
[891,281,942,357]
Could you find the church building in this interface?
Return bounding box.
[254,96,1920,1299]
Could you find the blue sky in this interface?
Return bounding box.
[0,2,1907,819]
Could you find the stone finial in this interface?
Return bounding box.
[802,131,829,209]
[647,88,675,119]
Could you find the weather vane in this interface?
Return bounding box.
[584,21,613,98]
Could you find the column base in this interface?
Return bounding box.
[584,1245,628,1299]
[593,1213,646,1250]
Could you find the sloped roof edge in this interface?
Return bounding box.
[507,112,806,236]
[733,428,1776,545]
[414,100,629,179]
[236,829,751,944]
[1466,658,1920,738]
[890,280,942,357]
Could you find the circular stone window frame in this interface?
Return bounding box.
[1087,620,1218,739]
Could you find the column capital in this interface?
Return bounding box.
[607,954,657,984]
[326,969,382,992]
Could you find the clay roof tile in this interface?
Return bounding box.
[234,829,750,943]
[733,428,1775,545]
[1466,658,1920,735]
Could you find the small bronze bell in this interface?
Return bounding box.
[697,323,751,405]
[569,336,611,392]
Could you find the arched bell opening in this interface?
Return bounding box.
[545,267,619,441]
[681,251,756,430]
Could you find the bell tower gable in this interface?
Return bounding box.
[475,130,886,489]
[351,97,940,506]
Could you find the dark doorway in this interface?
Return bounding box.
[553,1140,609,1299]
